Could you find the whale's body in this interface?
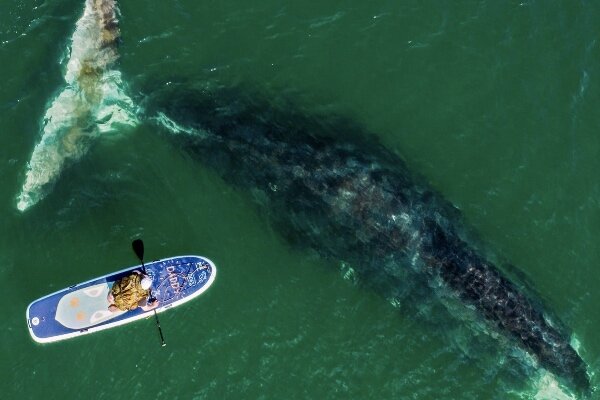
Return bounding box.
[17,0,137,211]
[148,87,589,392]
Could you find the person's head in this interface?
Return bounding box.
[141,276,152,290]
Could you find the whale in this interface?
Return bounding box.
[17,0,137,212]
[14,0,590,395]
[144,84,590,393]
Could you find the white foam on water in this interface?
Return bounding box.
[570,335,582,353]
[153,112,200,136]
[16,0,138,212]
[506,368,579,400]
[532,373,576,400]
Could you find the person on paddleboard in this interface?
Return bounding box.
[107,271,159,312]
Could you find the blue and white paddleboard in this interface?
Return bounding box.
[26,255,216,343]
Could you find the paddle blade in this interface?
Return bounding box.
[132,239,144,261]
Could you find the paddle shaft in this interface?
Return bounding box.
[141,260,166,347]
[133,239,166,347]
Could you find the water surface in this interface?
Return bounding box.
[1,1,599,398]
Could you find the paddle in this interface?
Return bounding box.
[132,239,166,347]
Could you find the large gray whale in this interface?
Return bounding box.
[14,0,590,394]
[146,85,590,393]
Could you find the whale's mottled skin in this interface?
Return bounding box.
[148,87,589,393]
[17,0,137,211]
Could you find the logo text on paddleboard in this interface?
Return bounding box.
[167,266,182,294]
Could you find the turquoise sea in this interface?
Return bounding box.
[1,1,599,399]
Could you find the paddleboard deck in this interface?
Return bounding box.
[26,255,216,343]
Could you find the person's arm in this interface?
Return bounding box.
[139,296,159,311]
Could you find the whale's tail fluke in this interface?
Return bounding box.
[16,0,137,212]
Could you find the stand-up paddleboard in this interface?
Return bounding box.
[26,255,216,343]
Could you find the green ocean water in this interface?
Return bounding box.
[1,0,599,398]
